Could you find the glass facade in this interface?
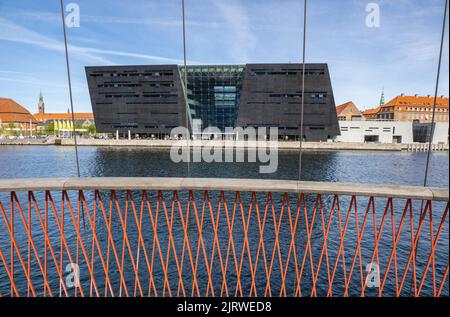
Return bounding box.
[179,65,244,131]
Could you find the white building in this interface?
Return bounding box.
[432,122,449,144]
[336,121,448,144]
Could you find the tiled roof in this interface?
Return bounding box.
[0,98,37,123]
[34,113,94,121]
[383,95,448,109]
[362,106,381,115]
[335,101,356,115]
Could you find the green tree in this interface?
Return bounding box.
[45,123,55,135]
[7,123,15,135]
[87,124,96,135]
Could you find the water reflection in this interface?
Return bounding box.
[3,146,445,187]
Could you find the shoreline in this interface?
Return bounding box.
[1,138,448,151]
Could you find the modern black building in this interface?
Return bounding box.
[86,63,339,141]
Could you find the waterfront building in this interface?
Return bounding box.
[336,120,448,144]
[0,98,37,133]
[33,93,95,132]
[336,101,364,121]
[34,112,95,127]
[362,94,449,122]
[85,63,340,141]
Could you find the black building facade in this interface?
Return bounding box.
[86,63,339,141]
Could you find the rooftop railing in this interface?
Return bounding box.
[0,178,448,297]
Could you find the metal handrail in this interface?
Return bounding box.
[0,177,447,201]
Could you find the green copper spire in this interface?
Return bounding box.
[379,87,385,106]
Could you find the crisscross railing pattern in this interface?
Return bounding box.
[0,178,448,297]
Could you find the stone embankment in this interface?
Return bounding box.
[2,137,448,151]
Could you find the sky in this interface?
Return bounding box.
[0,0,448,114]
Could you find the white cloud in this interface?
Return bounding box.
[213,0,257,62]
[0,17,202,65]
[0,17,113,64]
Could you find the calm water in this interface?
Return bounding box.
[0,146,448,297]
[0,146,448,187]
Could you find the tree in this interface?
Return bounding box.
[7,123,15,135]
[45,123,55,135]
[87,124,96,135]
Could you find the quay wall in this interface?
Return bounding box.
[1,138,448,151]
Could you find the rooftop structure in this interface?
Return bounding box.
[336,101,364,121]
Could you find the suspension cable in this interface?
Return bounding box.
[59,0,81,179]
[423,0,447,188]
[59,0,86,233]
[298,0,307,184]
[182,0,191,177]
[410,0,447,296]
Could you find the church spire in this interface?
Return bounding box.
[379,87,385,107]
[38,90,45,114]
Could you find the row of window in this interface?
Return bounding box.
[245,92,327,99]
[105,94,140,98]
[90,71,174,78]
[341,127,392,131]
[150,112,179,115]
[125,102,178,105]
[143,93,178,98]
[182,65,244,70]
[247,102,281,105]
[143,125,178,129]
[269,93,326,99]
[400,107,448,112]
[213,86,237,93]
[100,111,179,115]
[249,69,325,76]
[102,93,178,98]
[98,82,175,88]
[398,101,447,107]
[242,124,326,130]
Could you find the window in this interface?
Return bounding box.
[309,126,325,130]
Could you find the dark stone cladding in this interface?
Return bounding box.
[86,63,339,140]
[85,65,187,135]
[236,63,339,141]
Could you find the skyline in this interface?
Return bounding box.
[0,0,449,114]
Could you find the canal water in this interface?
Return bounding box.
[0,146,448,186]
[0,146,448,296]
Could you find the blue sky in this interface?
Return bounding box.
[0,0,448,113]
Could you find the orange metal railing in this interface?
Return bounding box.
[0,178,448,297]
